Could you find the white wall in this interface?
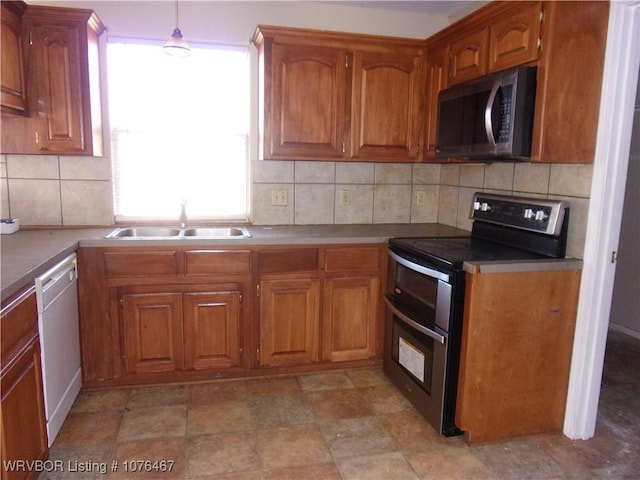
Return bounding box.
[609,69,640,338]
[27,0,451,42]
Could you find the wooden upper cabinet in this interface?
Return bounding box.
[29,22,86,153]
[424,42,448,161]
[350,52,424,161]
[1,5,104,155]
[531,1,609,163]
[1,1,28,116]
[253,25,426,162]
[448,28,488,85]
[447,2,542,85]
[267,43,348,159]
[426,0,605,164]
[488,1,541,73]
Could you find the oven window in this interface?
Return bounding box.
[392,319,434,394]
[395,264,438,321]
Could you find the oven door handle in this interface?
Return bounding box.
[384,296,446,345]
[389,250,450,283]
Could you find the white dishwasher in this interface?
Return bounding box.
[35,252,82,447]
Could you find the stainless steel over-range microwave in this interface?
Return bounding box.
[435,66,537,160]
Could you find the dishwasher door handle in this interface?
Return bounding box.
[36,253,78,312]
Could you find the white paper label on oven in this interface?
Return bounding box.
[399,337,425,382]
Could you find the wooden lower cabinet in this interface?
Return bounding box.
[121,288,243,375]
[79,244,384,386]
[1,287,48,480]
[322,276,379,362]
[455,268,581,444]
[122,292,183,375]
[258,245,384,368]
[259,278,320,367]
[183,291,241,370]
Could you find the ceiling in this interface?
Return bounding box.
[321,1,478,17]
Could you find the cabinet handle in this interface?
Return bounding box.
[256,284,260,297]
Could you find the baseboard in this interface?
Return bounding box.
[608,323,640,340]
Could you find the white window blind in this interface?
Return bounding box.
[106,39,249,222]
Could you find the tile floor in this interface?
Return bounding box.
[39,330,639,480]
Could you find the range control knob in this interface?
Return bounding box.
[524,208,534,219]
[535,210,548,221]
[481,202,491,212]
[473,201,481,211]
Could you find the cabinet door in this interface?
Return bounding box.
[456,269,581,443]
[29,21,85,153]
[488,2,541,72]
[259,278,320,367]
[531,1,609,163]
[267,43,348,159]
[448,28,488,85]
[1,339,48,480]
[322,277,379,362]
[183,291,241,370]
[122,293,183,374]
[1,2,27,115]
[424,42,448,161]
[350,52,424,161]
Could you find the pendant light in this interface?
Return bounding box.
[164,0,191,56]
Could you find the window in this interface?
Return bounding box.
[106,39,249,222]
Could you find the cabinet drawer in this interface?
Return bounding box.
[104,251,178,277]
[185,250,252,275]
[259,248,319,274]
[324,247,381,273]
[1,286,37,367]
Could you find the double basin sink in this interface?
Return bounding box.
[106,226,251,239]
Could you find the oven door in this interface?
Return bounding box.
[384,296,448,433]
[383,249,454,435]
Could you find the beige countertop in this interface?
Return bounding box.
[1,223,468,302]
[463,258,583,274]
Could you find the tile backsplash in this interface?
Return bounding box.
[1,154,592,259]
[253,159,591,259]
[0,155,113,226]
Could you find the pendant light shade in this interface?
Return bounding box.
[164,0,191,56]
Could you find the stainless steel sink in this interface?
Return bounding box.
[107,227,182,238]
[105,226,251,239]
[183,227,248,238]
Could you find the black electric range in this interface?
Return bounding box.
[390,192,570,271]
[383,192,570,437]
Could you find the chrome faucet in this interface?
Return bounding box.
[179,200,187,228]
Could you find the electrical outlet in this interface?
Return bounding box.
[416,191,427,206]
[339,189,350,206]
[271,189,288,206]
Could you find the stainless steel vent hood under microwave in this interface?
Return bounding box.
[435,66,537,161]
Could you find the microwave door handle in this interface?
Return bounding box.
[385,297,446,345]
[484,82,500,146]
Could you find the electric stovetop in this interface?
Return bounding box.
[389,236,548,270]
